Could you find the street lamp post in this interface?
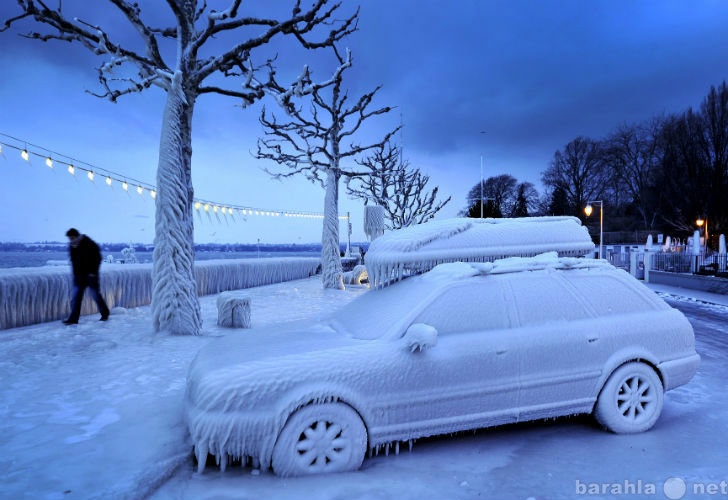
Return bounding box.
[696,217,708,251]
[480,154,484,219]
[585,201,603,260]
[479,130,486,219]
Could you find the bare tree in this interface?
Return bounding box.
[348,142,451,229]
[604,119,664,230]
[460,174,520,217]
[659,83,728,235]
[2,1,356,334]
[541,137,608,215]
[697,81,728,236]
[256,46,399,289]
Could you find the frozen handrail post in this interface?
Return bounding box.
[217,292,251,328]
[364,205,386,242]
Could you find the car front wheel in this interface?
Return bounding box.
[272,402,367,476]
[595,362,664,433]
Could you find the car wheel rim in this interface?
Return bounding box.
[294,419,349,471]
[616,375,657,422]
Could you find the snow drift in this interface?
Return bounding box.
[364,216,595,286]
[0,258,320,329]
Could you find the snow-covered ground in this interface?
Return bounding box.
[1,278,726,500]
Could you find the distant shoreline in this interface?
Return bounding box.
[0,241,369,252]
[0,242,369,269]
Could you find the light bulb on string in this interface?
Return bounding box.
[2,134,337,222]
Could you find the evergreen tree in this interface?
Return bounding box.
[548,185,570,216]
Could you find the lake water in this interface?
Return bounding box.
[0,249,320,269]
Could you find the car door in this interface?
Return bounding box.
[367,278,521,440]
[505,273,607,421]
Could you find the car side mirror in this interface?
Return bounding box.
[403,323,438,353]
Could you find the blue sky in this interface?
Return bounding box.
[1,0,727,244]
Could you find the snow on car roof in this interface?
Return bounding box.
[365,216,596,286]
[422,251,611,282]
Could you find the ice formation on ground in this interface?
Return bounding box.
[364,216,595,286]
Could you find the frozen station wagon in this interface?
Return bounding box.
[185,249,699,476]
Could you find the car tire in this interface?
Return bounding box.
[272,402,367,476]
[594,362,664,434]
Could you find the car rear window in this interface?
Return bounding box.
[562,272,666,315]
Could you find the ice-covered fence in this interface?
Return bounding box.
[0,258,321,330]
[193,258,320,295]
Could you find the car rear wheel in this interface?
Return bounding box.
[272,402,367,476]
[595,362,664,433]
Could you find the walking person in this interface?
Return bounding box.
[63,228,110,325]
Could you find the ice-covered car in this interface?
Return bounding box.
[185,253,700,476]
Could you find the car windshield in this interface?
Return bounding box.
[330,276,437,340]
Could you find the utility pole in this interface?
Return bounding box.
[480,131,487,219]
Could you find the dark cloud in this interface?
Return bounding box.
[350,0,728,182]
[2,0,728,239]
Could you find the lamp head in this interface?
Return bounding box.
[585,204,593,217]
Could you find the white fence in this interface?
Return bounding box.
[0,258,321,330]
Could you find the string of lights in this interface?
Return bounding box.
[0,132,348,221]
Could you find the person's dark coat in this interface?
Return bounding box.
[69,235,103,284]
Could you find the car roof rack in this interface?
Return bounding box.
[419,252,611,285]
[365,217,596,287]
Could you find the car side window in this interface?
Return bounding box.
[508,274,589,326]
[563,274,663,315]
[412,281,509,335]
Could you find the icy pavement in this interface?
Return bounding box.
[1,277,727,500]
[0,277,367,500]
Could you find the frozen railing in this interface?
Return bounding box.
[0,258,321,330]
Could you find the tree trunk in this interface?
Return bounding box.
[321,168,344,290]
[152,72,203,335]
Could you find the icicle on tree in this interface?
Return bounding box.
[257,46,399,289]
[349,142,451,229]
[1,0,357,334]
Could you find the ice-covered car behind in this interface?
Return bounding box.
[185,252,699,476]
